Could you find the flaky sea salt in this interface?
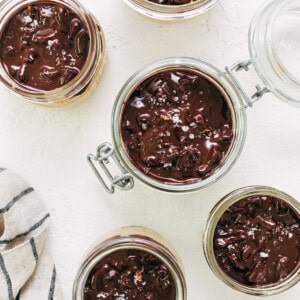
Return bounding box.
[23,16,32,24]
[260,252,269,258]
[172,115,180,124]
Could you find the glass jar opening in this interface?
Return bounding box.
[73,227,187,300]
[204,186,300,296]
[0,0,105,104]
[123,0,219,20]
[112,58,247,193]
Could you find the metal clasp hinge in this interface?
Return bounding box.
[225,60,270,108]
[87,142,134,194]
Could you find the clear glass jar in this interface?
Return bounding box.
[87,0,300,194]
[0,0,105,106]
[73,226,187,300]
[249,0,300,106]
[122,0,219,20]
[203,186,300,296]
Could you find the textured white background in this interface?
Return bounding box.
[0,0,299,299]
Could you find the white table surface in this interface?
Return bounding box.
[0,0,299,299]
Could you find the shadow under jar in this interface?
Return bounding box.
[73,227,187,300]
[203,186,300,296]
[87,0,300,194]
[122,0,219,20]
[0,0,105,105]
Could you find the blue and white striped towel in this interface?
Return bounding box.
[0,168,62,300]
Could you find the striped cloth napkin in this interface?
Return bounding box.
[0,168,62,300]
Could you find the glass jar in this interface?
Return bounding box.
[0,0,105,105]
[122,0,219,20]
[203,186,300,296]
[249,0,300,106]
[73,226,187,300]
[87,0,300,194]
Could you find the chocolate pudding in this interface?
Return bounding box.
[0,2,90,91]
[84,249,176,300]
[214,195,300,286]
[147,0,196,5]
[121,69,233,185]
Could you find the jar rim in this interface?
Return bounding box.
[122,0,219,20]
[203,185,300,296]
[73,227,187,300]
[0,0,104,104]
[112,57,247,193]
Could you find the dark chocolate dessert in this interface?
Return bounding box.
[84,249,176,300]
[147,0,196,5]
[214,195,300,286]
[121,69,233,185]
[0,2,90,91]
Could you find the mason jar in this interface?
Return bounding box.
[0,0,105,105]
[87,0,300,194]
[122,0,219,20]
[73,226,187,300]
[203,186,300,296]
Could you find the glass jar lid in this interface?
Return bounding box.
[249,0,300,106]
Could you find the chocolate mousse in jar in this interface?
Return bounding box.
[203,186,300,295]
[122,0,219,20]
[0,0,105,105]
[88,0,300,194]
[73,226,187,300]
[88,57,245,194]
